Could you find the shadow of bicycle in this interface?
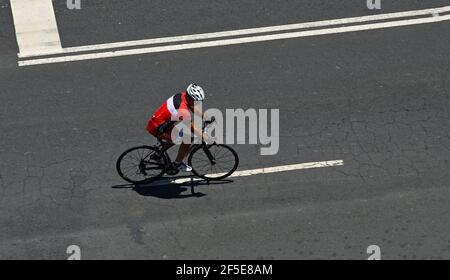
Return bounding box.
[111,176,233,199]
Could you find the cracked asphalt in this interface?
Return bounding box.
[0,0,449,259]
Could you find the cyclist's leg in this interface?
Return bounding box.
[170,126,193,171]
[173,143,192,172]
[146,121,174,161]
[161,142,174,152]
[150,141,173,162]
[175,143,190,162]
[159,126,176,151]
[148,121,176,151]
[159,123,193,171]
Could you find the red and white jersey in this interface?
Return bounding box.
[146,92,191,135]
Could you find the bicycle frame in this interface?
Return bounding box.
[153,118,217,167]
[155,140,216,167]
[116,117,238,183]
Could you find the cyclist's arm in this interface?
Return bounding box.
[192,102,205,120]
[191,102,210,142]
[190,122,209,142]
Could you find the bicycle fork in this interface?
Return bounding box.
[202,144,216,165]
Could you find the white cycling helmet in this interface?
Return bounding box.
[187,83,205,101]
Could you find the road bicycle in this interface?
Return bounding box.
[116,118,239,184]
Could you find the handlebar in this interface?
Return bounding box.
[205,116,215,125]
[203,116,216,129]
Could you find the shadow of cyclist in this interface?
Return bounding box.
[112,176,233,199]
[133,184,204,199]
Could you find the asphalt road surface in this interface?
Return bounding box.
[0,0,449,259]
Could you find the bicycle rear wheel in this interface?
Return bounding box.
[116,146,166,184]
[188,144,239,180]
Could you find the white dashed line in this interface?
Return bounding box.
[151,160,344,186]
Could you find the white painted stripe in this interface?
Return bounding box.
[151,160,344,186]
[18,5,450,58]
[19,14,450,67]
[10,0,62,57]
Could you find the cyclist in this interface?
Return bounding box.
[146,83,209,173]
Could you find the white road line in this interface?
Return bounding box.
[150,160,344,186]
[18,5,450,58]
[19,14,450,67]
[10,0,62,57]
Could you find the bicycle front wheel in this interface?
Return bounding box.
[116,146,166,184]
[188,144,239,180]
